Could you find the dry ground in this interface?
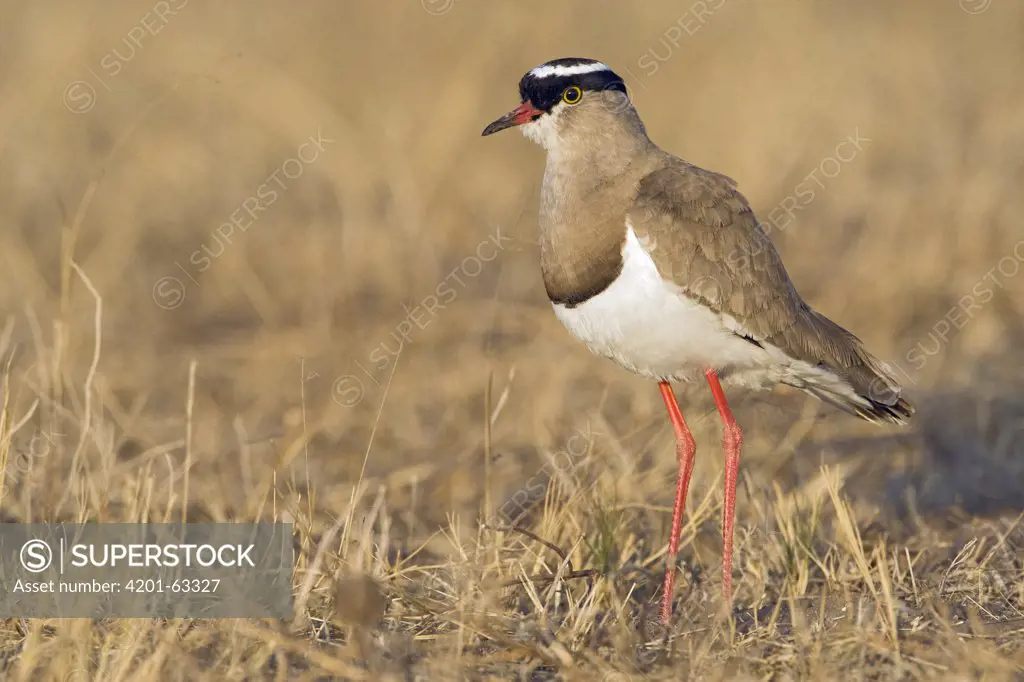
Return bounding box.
[1,0,1024,679]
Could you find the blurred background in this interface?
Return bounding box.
[1,0,1023,613]
[3,1,1024,678]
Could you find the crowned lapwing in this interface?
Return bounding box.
[482,58,913,624]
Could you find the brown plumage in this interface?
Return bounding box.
[517,83,911,423]
[482,57,913,623]
[629,160,913,424]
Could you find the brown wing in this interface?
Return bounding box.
[628,159,912,422]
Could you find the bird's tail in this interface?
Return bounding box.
[788,367,914,425]
[777,311,915,425]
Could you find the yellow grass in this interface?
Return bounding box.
[1,0,1023,679]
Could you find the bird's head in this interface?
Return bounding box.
[481,58,636,152]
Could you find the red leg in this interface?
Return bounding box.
[658,381,697,625]
[704,368,742,604]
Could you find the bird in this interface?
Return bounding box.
[481,57,914,624]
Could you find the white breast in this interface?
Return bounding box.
[552,225,773,383]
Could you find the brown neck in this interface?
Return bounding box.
[537,101,663,306]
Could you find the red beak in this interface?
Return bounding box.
[481,101,543,136]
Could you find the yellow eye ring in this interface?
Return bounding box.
[562,86,582,105]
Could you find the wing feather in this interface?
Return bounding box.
[628,160,912,422]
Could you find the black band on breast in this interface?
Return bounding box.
[547,276,618,309]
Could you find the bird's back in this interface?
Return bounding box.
[628,156,913,423]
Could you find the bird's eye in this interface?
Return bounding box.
[562,86,582,105]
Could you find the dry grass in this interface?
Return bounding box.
[1,0,1024,679]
